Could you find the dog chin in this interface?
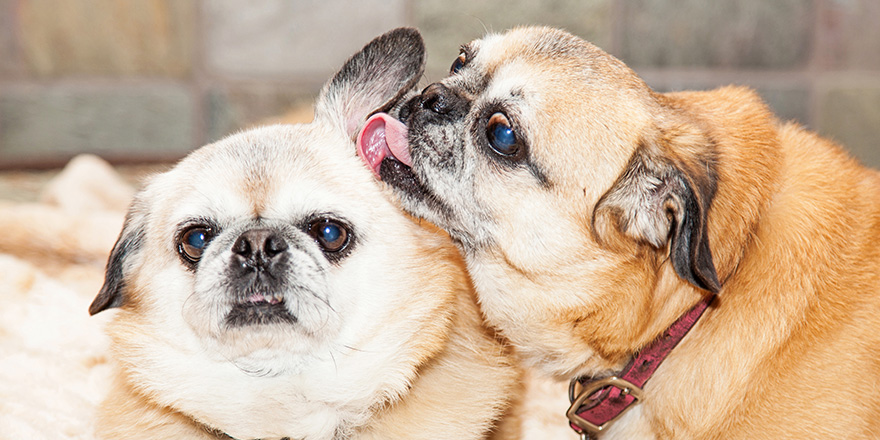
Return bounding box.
[376,159,492,251]
[359,103,432,207]
[224,295,297,328]
[378,157,433,209]
[182,284,338,359]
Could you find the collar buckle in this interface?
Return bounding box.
[564,294,716,438]
[566,376,644,437]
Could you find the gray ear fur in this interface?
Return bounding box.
[592,137,721,293]
[315,27,425,139]
[89,206,146,315]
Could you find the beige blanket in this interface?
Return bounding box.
[0,155,132,440]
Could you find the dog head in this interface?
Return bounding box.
[358,26,777,377]
[89,28,471,439]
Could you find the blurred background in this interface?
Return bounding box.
[0,0,878,173]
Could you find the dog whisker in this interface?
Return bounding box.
[341,344,373,354]
[328,349,338,375]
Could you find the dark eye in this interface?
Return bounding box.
[178,226,215,264]
[486,112,519,156]
[308,219,350,253]
[450,50,467,74]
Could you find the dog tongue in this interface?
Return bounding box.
[356,113,411,177]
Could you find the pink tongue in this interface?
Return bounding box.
[356,113,411,177]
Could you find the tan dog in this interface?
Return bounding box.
[88,28,519,440]
[360,26,880,438]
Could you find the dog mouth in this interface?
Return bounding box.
[356,111,457,232]
[225,292,297,327]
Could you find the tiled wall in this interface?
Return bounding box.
[1,0,878,168]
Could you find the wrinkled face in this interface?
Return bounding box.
[167,132,352,352]
[94,124,464,438]
[107,125,447,368]
[376,27,654,256]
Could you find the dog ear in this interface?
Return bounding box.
[89,206,146,315]
[315,27,425,139]
[592,132,721,293]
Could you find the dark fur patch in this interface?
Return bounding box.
[665,166,721,292]
[380,157,455,218]
[593,139,721,293]
[225,302,297,327]
[89,219,145,315]
[318,27,425,137]
[468,100,551,188]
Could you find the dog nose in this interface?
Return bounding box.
[232,229,288,268]
[420,83,453,115]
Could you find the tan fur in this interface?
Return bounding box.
[96,373,219,439]
[360,265,520,440]
[384,26,880,438]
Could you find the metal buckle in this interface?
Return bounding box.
[566,376,644,437]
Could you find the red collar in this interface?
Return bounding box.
[566,294,716,439]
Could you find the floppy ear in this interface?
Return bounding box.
[592,131,721,293]
[89,206,146,315]
[314,27,425,139]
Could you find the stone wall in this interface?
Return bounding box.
[1,0,878,168]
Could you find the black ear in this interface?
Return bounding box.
[89,209,145,315]
[314,27,425,139]
[592,136,721,293]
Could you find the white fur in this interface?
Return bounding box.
[104,125,458,439]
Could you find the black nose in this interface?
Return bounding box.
[232,229,288,269]
[420,83,453,115]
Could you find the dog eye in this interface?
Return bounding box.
[450,50,467,74]
[178,226,215,264]
[486,112,519,156]
[308,219,350,253]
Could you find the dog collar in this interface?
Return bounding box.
[566,293,716,439]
